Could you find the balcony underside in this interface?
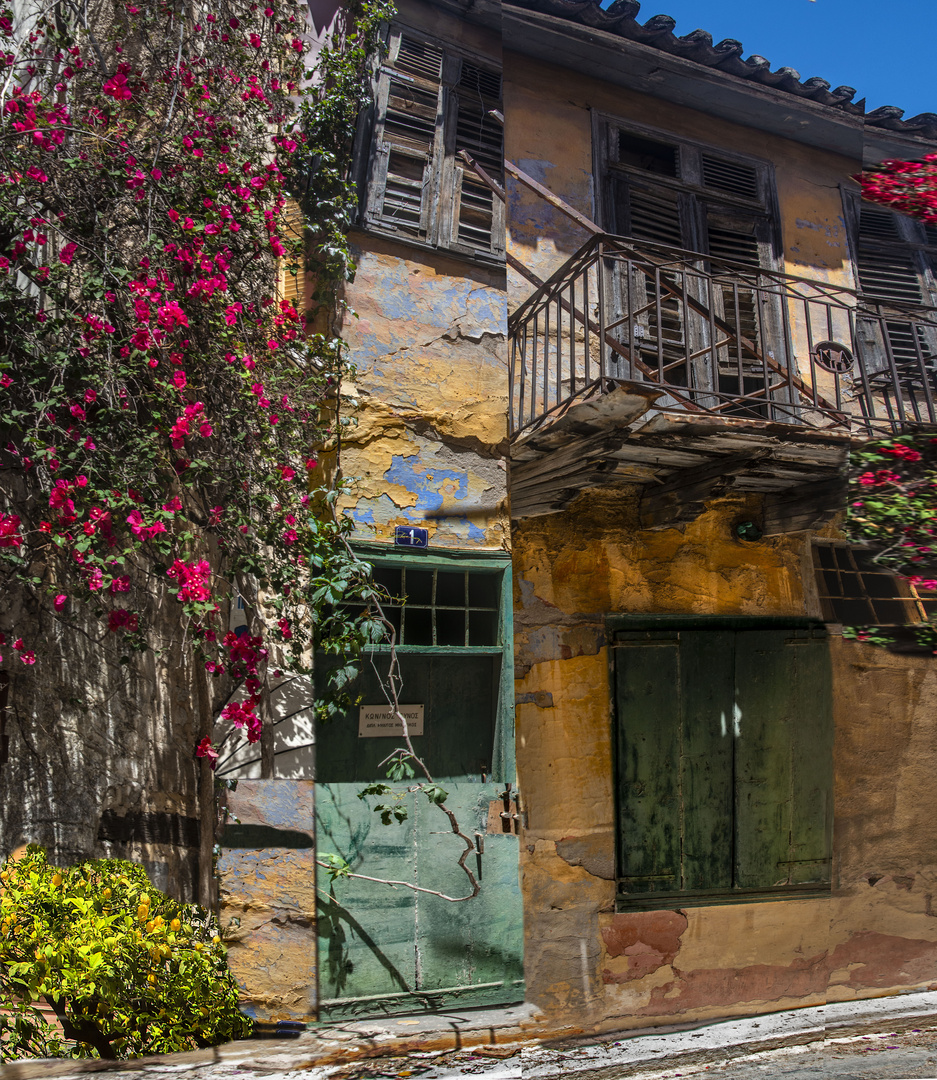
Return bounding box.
[509,381,851,532]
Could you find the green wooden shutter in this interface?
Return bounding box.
[733,628,832,891]
[614,633,682,896]
[680,630,735,893]
[614,621,832,907]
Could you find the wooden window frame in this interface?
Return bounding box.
[592,112,782,267]
[360,26,504,265]
[608,615,833,911]
[811,540,937,626]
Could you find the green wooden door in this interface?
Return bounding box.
[314,555,523,1019]
[612,618,833,908]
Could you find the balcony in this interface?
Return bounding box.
[508,235,937,528]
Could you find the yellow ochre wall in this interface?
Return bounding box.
[514,488,937,1032]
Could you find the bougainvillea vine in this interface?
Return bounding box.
[0,0,390,757]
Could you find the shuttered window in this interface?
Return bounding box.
[600,119,777,265]
[612,620,833,909]
[364,29,503,260]
[277,199,306,315]
[850,200,937,387]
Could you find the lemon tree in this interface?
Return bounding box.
[0,847,250,1060]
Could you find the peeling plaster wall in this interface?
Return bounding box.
[340,239,509,550]
[514,490,937,1033]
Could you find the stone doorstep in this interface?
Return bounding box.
[5,991,937,1080]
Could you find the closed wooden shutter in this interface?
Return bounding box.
[854,204,937,381]
[278,199,305,313]
[613,624,832,905]
[450,60,503,255]
[700,153,760,202]
[365,34,444,240]
[855,206,924,304]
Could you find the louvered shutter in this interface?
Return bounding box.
[854,204,937,386]
[700,153,760,202]
[609,181,690,381]
[449,60,503,255]
[702,209,779,414]
[365,34,444,241]
[855,206,924,304]
[278,199,305,314]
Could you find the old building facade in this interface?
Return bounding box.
[5,0,937,1038]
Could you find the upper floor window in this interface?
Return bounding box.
[362,29,504,261]
[596,118,779,268]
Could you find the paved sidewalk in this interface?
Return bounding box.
[5,990,937,1080]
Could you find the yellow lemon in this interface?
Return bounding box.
[147,973,157,986]
[170,918,181,932]
[51,874,62,887]
[193,942,204,952]
[212,935,221,945]
[103,888,112,899]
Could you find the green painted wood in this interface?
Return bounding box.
[613,620,833,906]
[315,786,418,1005]
[411,784,524,998]
[315,557,522,1017]
[733,629,795,890]
[786,633,834,886]
[614,634,681,894]
[680,631,735,893]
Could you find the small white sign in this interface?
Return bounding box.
[358,704,425,738]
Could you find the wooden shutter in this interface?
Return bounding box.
[614,624,832,904]
[449,60,503,256]
[365,34,444,240]
[700,153,760,202]
[278,199,305,314]
[854,204,937,380]
[614,633,683,897]
[734,628,833,890]
[855,205,924,304]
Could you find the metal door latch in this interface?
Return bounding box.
[487,782,524,834]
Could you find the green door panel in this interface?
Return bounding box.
[315,784,418,1005]
[614,634,682,894]
[613,619,833,907]
[733,629,796,890]
[316,653,499,783]
[680,631,735,893]
[410,784,525,1004]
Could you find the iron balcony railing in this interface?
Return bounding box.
[508,234,937,437]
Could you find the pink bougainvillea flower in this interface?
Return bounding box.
[53,594,68,610]
[195,737,219,767]
[102,73,132,100]
[59,241,78,265]
[172,370,187,389]
[19,651,36,665]
[279,465,295,481]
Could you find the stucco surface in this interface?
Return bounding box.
[514,490,937,1032]
[340,240,510,549]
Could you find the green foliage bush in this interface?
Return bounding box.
[0,847,250,1061]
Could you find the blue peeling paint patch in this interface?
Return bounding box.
[350,506,375,525]
[385,454,468,514]
[467,520,486,541]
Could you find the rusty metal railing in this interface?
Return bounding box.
[508,234,937,437]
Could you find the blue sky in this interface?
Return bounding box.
[624,0,937,118]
